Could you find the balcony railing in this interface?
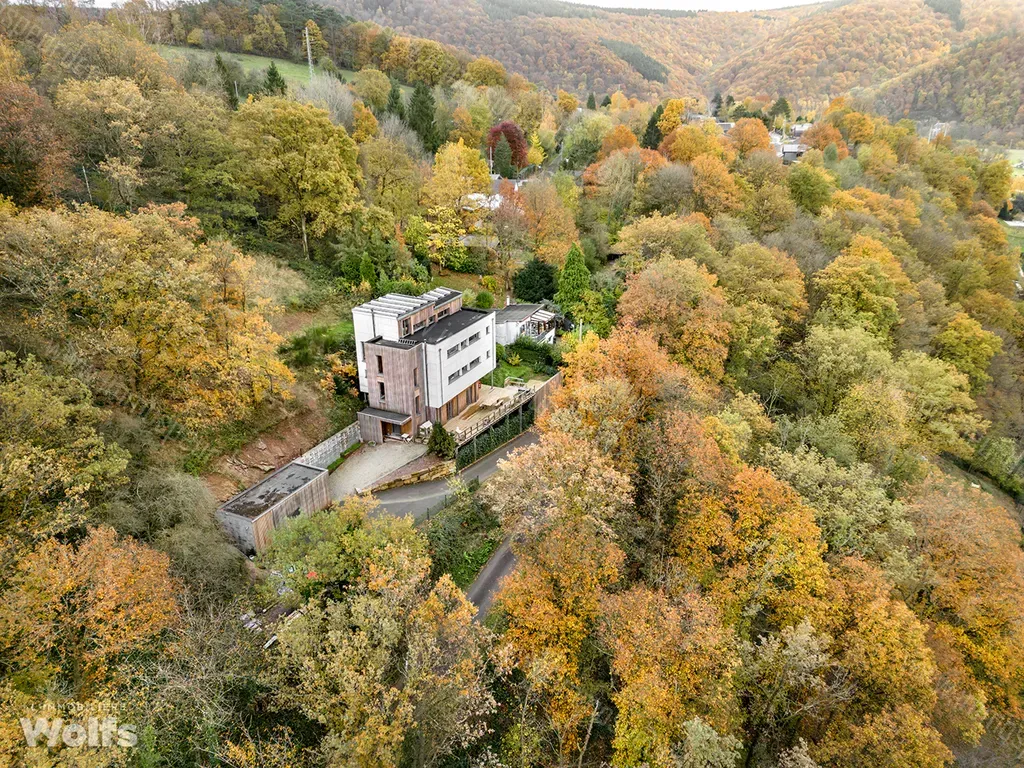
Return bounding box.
[453,388,535,445]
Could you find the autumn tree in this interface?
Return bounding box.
[618,257,732,381]
[599,124,639,159]
[484,433,632,761]
[465,56,508,86]
[728,117,771,156]
[233,97,361,256]
[0,82,72,206]
[0,526,177,697]
[691,155,743,218]
[0,355,128,559]
[788,163,836,214]
[277,534,494,767]
[518,178,579,265]
[0,204,293,429]
[424,138,490,213]
[601,586,740,766]
[675,466,829,632]
[303,19,327,62]
[931,311,1002,393]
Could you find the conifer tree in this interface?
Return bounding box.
[408,81,437,152]
[555,242,590,317]
[428,422,457,460]
[642,104,664,149]
[386,79,405,121]
[493,134,514,178]
[264,61,287,96]
[586,92,597,110]
[601,94,612,107]
[215,53,238,109]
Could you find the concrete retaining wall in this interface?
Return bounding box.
[299,423,360,469]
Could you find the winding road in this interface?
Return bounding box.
[372,431,536,618]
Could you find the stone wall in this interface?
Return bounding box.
[299,423,360,469]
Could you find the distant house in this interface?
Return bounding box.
[216,462,329,554]
[789,122,813,139]
[352,288,496,443]
[494,303,557,346]
[781,143,809,164]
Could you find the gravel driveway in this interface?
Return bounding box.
[328,441,427,499]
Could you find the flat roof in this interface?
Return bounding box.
[407,308,493,345]
[352,287,460,319]
[218,462,325,520]
[495,303,544,323]
[360,407,412,424]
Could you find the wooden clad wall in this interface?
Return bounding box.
[364,342,424,432]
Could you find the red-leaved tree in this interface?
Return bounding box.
[486,121,528,168]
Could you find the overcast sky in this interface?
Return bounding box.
[561,0,822,10]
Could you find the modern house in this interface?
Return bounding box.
[216,462,329,554]
[494,302,557,347]
[352,288,496,442]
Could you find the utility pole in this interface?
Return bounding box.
[303,25,314,81]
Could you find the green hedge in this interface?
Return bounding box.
[456,404,535,469]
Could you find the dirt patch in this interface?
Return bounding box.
[203,398,333,503]
[271,310,318,338]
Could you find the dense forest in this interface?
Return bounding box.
[871,31,1024,139]
[326,0,1024,133]
[3,0,1024,766]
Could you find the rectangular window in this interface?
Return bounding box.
[469,332,480,344]
[486,350,491,359]
[447,345,459,358]
[448,371,459,385]
[377,355,384,374]
[470,357,481,369]
[415,395,421,413]
[378,382,385,400]
[413,369,418,387]
[485,326,490,335]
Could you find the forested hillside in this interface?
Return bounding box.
[872,31,1024,138]
[327,0,1023,130]
[3,0,1024,766]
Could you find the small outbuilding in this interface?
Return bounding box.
[216,461,329,554]
[494,303,557,346]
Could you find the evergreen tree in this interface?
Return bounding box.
[586,92,597,110]
[263,61,287,96]
[554,242,590,316]
[769,96,792,121]
[642,104,664,149]
[513,259,557,302]
[428,422,457,460]
[711,91,723,116]
[215,53,238,110]
[359,252,377,291]
[386,79,405,121]
[493,134,514,178]
[601,94,612,107]
[408,81,437,152]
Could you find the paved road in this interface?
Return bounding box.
[465,538,515,620]
[373,431,538,519]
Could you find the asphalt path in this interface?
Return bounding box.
[373,431,538,519]
[372,430,537,619]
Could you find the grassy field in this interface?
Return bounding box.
[156,45,412,96]
[1008,149,1024,178]
[1004,222,1024,255]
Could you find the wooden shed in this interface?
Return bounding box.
[216,461,330,554]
